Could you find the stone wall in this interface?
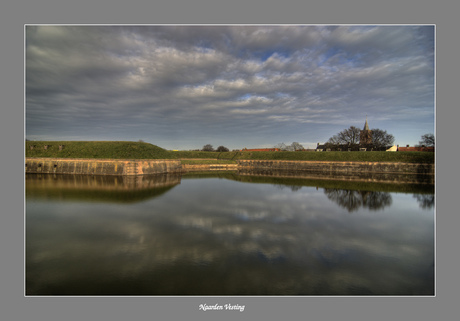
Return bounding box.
[25,158,434,181]
[25,158,182,176]
[181,164,238,172]
[238,160,434,175]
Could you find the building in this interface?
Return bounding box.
[359,117,372,145]
[315,143,328,152]
[397,145,434,152]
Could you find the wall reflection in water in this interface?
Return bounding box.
[26,173,181,203]
[26,172,434,296]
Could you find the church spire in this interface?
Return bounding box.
[360,116,373,146]
[363,116,369,131]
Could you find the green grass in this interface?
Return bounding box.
[237,151,434,163]
[171,150,228,159]
[25,141,177,159]
[176,150,434,163]
[26,141,434,164]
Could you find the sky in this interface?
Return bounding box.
[25,25,435,150]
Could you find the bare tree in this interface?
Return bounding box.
[291,142,304,151]
[419,133,435,147]
[328,126,361,145]
[327,135,341,145]
[216,145,229,152]
[274,143,288,151]
[371,128,394,147]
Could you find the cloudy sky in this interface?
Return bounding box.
[25,25,435,150]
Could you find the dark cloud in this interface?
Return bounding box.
[26,25,435,149]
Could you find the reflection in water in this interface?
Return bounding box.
[324,189,392,212]
[26,173,181,203]
[238,168,435,185]
[26,172,434,296]
[413,194,435,209]
[275,184,303,192]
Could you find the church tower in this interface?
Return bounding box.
[359,116,372,145]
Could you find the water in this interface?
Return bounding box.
[25,173,435,296]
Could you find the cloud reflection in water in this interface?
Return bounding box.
[26,174,434,295]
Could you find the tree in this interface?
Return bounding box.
[275,143,288,151]
[419,133,435,147]
[202,144,214,152]
[274,142,304,151]
[216,145,229,152]
[327,126,394,150]
[371,128,394,147]
[327,126,361,145]
[291,142,305,151]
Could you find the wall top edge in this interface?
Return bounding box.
[25,157,180,162]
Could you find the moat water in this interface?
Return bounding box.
[25,172,435,296]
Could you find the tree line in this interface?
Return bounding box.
[198,132,434,152]
[325,126,434,150]
[202,144,230,152]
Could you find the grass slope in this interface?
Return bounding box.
[25,141,176,159]
[26,141,434,163]
[175,150,435,163]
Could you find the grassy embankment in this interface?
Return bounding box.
[25,141,435,164]
[25,141,175,159]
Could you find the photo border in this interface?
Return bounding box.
[3,0,456,320]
